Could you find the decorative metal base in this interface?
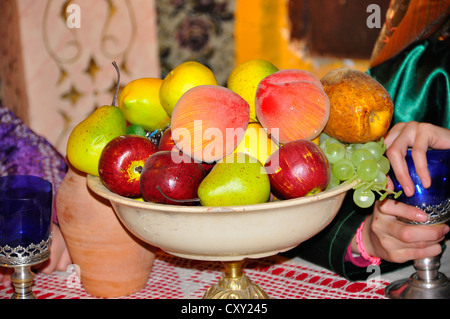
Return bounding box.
[203,260,270,299]
[386,256,450,299]
[0,238,51,266]
[388,203,450,299]
[0,237,51,299]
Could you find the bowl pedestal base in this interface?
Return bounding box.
[203,260,270,299]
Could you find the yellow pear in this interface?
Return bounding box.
[66,62,127,176]
[227,59,278,122]
[67,106,126,176]
[118,77,170,132]
[159,61,218,116]
[234,122,279,165]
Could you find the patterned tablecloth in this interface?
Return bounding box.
[0,249,390,299]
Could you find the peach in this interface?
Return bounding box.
[255,69,330,144]
[170,85,250,163]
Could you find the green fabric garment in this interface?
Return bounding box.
[368,35,450,129]
[284,34,450,281]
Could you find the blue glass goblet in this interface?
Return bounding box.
[0,175,53,299]
[385,149,450,299]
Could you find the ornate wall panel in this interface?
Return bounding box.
[5,0,160,154]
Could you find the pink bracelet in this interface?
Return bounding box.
[356,219,381,266]
[345,245,372,267]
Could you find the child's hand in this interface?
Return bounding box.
[0,267,13,288]
[384,121,450,196]
[360,198,449,263]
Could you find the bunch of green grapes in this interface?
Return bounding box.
[319,133,402,208]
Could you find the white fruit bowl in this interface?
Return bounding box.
[87,175,357,261]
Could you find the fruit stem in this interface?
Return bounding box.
[111,61,120,107]
[156,185,200,204]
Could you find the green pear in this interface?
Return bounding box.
[198,153,270,206]
[66,105,126,176]
[66,62,127,176]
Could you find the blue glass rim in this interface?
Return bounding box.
[404,148,450,156]
[0,175,52,200]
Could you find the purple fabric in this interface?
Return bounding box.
[0,106,68,224]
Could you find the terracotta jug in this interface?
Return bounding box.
[56,162,156,298]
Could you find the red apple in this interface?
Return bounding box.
[98,135,159,197]
[265,139,330,200]
[159,128,215,173]
[158,128,177,151]
[201,162,215,173]
[140,151,206,205]
[255,69,330,144]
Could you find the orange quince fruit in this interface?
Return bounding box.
[320,67,394,144]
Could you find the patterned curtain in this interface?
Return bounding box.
[155,0,236,86]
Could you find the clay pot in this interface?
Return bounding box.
[56,162,155,298]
